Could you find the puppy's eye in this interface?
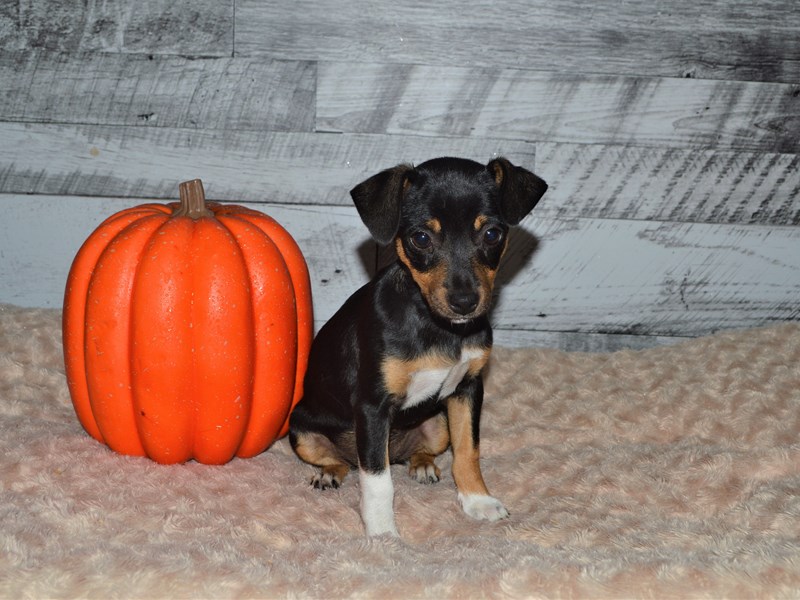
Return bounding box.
[410,231,432,250]
[483,227,503,246]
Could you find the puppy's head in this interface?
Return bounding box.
[351,157,547,324]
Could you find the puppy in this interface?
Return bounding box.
[289,156,547,536]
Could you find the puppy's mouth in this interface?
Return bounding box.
[447,312,483,325]
[430,309,490,333]
[449,316,473,325]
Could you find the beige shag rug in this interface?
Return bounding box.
[2,303,800,598]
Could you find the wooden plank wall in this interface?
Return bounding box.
[1,0,798,351]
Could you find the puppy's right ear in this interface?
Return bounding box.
[350,164,414,245]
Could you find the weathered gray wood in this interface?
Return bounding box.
[317,63,800,153]
[535,144,800,226]
[492,329,688,352]
[0,194,372,328]
[0,0,232,55]
[0,50,315,132]
[1,0,797,354]
[236,0,800,83]
[2,194,798,341]
[494,215,800,337]
[0,123,535,203]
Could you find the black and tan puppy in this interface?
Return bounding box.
[289,157,547,536]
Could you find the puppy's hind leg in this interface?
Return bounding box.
[408,453,441,484]
[291,430,352,490]
[404,413,450,485]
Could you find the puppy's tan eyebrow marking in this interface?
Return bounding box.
[473,215,488,231]
[426,218,442,233]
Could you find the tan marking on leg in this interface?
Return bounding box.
[334,430,358,466]
[447,397,489,496]
[320,463,351,485]
[408,453,442,483]
[408,452,440,469]
[406,413,450,482]
[293,431,352,486]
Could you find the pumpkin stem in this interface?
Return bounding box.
[175,179,214,219]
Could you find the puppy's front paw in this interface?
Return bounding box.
[458,493,510,521]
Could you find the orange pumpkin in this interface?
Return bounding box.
[63,179,313,464]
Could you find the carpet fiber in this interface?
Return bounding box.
[2,303,800,598]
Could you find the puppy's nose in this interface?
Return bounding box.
[447,291,479,316]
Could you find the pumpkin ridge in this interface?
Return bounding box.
[64,209,168,447]
[213,215,264,454]
[217,213,298,457]
[234,211,314,437]
[188,216,256,464]
[86,214,168,457]
[131,216,196,463]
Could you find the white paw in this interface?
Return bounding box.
[359,469,400,537]
[459,493,510,522]
[365,522,400,537]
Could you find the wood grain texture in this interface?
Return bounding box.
[494,215,800,337]
[535,144,800,226]
[0,122,535,203]
[492,329,688,352]
[350,214,800,340]
[317,63,800,152]
[2,0,798,350]
[236,0,800,83]
[0,194,372,327]
[0,0,232,55]
[2,194,797,344]
[0,50,315,131]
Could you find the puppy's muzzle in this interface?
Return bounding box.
[447,290,480,316]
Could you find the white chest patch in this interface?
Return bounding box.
[401,348,485,409]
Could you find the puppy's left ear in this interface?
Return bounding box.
[350,164,415,245]
[487,157,548,225]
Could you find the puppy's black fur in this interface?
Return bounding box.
[289,157,547,536]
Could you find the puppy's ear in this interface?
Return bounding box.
[487,157,548,225]
[350,164,415,245]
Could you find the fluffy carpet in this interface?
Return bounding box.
[1,303,799,599]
